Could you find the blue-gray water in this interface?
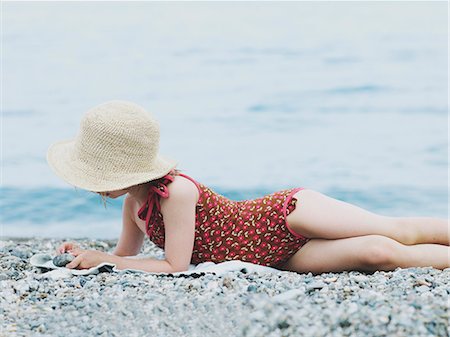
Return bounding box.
[1,2,448,239]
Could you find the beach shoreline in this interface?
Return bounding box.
[1,237,449,336]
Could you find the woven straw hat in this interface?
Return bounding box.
[46,100,178,192]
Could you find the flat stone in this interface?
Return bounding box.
[52,254,75,267]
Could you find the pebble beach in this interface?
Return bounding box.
[1,237,449,337]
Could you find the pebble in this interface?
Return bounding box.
[415,285,430,293]
[0,237,449,337]
[52,253,75,267]
[306,281,326,293]
[323,276,337,283]
[247,284,258,292]
[414,279,432,287]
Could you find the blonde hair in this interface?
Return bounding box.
[98,192,109,208]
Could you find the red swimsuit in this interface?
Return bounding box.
[137,170,311,267]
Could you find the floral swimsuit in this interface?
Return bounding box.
[137,170,311,268]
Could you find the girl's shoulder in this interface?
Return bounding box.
[163,173,201,205]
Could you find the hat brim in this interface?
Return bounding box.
[47,139,179,192]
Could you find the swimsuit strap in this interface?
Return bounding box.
[137,171,175,237]
[178,172,202,195]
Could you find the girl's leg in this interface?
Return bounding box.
[276,235,450,275]
[286,189,449,245]
[395,216,449,245]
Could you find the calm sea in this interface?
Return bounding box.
[1,2,448,239]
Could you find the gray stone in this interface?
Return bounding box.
[1,237,449,337]
[306,281,326,293]
[52,254,75,267]
[247,284,258,292]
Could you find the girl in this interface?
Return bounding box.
[48,100,449,274]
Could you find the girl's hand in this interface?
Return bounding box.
[65,248,109,270]
[56,242,80,255]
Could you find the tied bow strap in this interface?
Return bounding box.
[137,173,175,237]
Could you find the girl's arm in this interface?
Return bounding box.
[159,177,197,273]
[67,249,175,273]
[112,195,145,257]
[112,177,197,273]
[104,254,174,273]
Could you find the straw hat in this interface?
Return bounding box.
[46,100,178,192]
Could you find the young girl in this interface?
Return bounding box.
[48,100,449,275]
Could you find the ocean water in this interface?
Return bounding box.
[1,2,448,239]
